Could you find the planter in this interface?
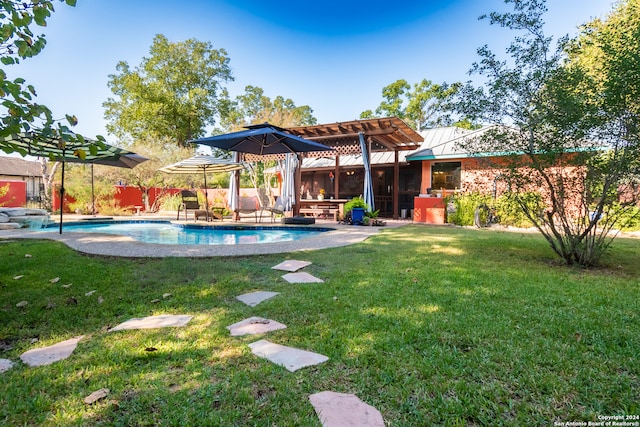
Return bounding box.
[351,207,365,224]
[317,194,324,200]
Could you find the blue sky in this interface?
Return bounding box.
[7,0,614,143]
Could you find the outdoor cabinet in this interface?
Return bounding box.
[413,196,446,224]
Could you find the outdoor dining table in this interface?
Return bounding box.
[299,198,348,219]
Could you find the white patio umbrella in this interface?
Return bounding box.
[159,154,244,217]
[227,152,240,213]
[358,132,375,212]
[281,153,297,212]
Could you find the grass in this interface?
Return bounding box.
[0,225,638,426]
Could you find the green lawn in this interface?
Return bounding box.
[0,225,638,426]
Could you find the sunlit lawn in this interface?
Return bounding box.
[0,225,638,426]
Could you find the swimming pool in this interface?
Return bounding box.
[40,220,331,245]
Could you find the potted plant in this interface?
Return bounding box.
[344,196,368,224]
[365,209,386,226]
[318,188,325,200]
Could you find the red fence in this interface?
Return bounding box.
[23,184,261,213]
[0,181,26,207]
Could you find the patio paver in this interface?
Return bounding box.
[282,272,324,283]
[109,314,193,332]
[19,336,84,367]
[227,317,287,336]
[309,391,385,427]
[236,291,280,307]
[0,358,14,373]
[271,260,312,272]
[248,339,328,372]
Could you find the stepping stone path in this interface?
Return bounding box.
[7,256,383,424]
[271,260,312,272]
[248,339,328,372]
[282,272,324,283]
[227,317,287,336]
[19,336,84,367]
[0,358,14,373]
[309,391,385,427]
[109,314,193,331]
[236,291,280,307]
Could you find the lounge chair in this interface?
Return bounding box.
[260,196,286,223]
[236,196,259,222]
[177,190,211,221]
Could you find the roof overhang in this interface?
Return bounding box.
[289,117,422,156]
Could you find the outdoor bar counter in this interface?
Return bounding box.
[413,196,446,224]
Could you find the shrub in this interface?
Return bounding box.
[447,192,491,226]
[611,204,640,231]
[447,191,542,228]
[494,192,542,228]
[157,193,182,211]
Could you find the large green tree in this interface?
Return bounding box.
[360,78,462,130]
[103,34,233,147]
[0,0,105,159]
[456,0,640,266]
[216,85,317,196]
[218,85,316,132]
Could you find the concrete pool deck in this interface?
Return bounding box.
[0,215,410,257]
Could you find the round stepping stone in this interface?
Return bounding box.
[227,317,287,336]
[20,336,84,367]
[309,391,385,427]
[0,358,14,373]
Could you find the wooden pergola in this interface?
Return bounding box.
[288,117,422,219]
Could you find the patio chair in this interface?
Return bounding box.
[236,196,259,222]
[260,196,286,223]
[177,190,210,221]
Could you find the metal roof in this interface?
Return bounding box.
[407,126,492,160]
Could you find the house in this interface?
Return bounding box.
[293,123,502,218]
[0,156,44,207]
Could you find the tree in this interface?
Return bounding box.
[103,34,233,147]
[455,0,640,267]
[216,85,317,199]
[218,85,316,132]
[360,78,463,130]
[111,137,194,212]
[0,0,105,159]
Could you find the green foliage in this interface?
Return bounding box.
[0,227,638,424]
[104,34,233,146]
[447,192,492,226]
[361,78,468,130]
[343,196,369,214]
[156,192,181,211]
[494,192,543,228]
[447,191,543,228]
[0,0,101,158]
[217,85,317,132]
[454,0,640,266]
[609,203,640,231]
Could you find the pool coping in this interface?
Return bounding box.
[0,218,410,257]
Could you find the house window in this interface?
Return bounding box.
[431,162,461,190]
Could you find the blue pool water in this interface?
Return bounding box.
[40,221,329,245]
